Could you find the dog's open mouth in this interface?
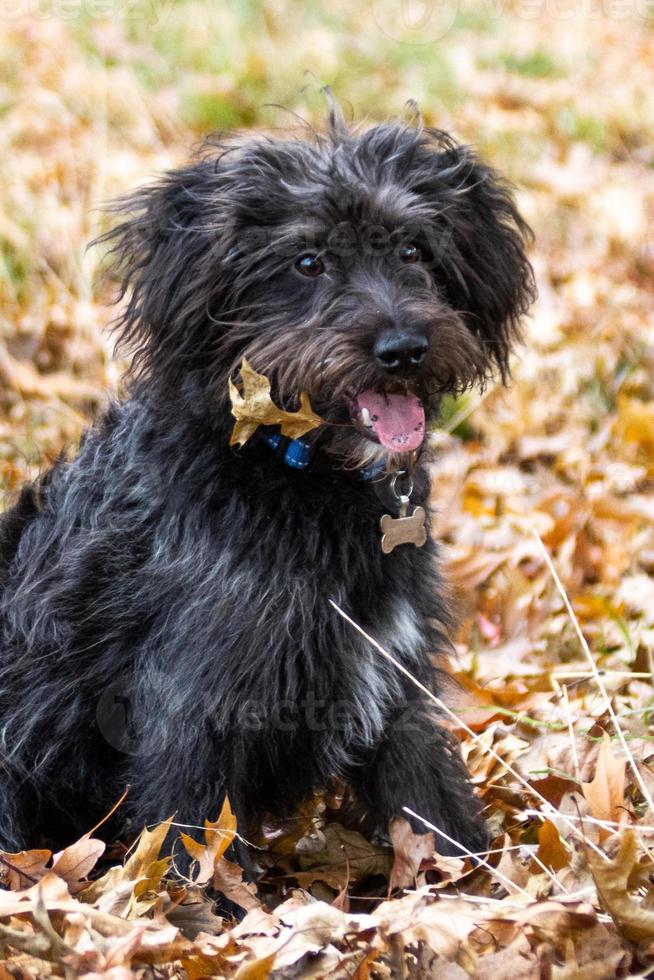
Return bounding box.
[351,390,425,452]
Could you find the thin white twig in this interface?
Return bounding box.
[528,849,571,894]
[453,842,534,858]
[168,820,263,849]
[403,807,532,900]
[408,809,570,894]
[553,671,653,679]
[439,388,490,435]
[430,892,511,906]
[533,530,654,815]
[329,599,608,861]
[522,809,654,833]
[434,885,596,906]
[560,682,581,783]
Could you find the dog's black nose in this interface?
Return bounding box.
[374,331,429,373]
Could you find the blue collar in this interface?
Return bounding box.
[263,431,386,481]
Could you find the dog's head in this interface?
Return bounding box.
[101,105,535,467]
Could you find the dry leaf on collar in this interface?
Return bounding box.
[228,358,324,447]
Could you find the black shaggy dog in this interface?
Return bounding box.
[0,105,535,867]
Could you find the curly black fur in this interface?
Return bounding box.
[0,107,535,865]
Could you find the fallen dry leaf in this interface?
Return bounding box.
[51,835,105,893]
[0,848,52,890]
[212,857,261,914]
[79,817,173,919]
[614,395,654,466]
[389,816,437,890]
[295,823,392,889]
[581,732,627,833]
[589,829,654,943]
[533,819,570,873]
[550,924,631,979]
[228,359,324,447]
[181,796,237,885]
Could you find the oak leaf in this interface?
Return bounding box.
[296,823,393,887]
[228,359,324,447]
[389,817,458,890]
[589,829,654,943]
[180,796,237,885]
[123,818,172,882]
[79,818,173,918]
[212,856,260,913]
[581,733,626,833]
[124,818,174,918]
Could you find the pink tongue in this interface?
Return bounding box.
[356,391,425,452]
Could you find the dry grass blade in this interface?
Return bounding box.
[329,599,609,861]
[534,530,654,816]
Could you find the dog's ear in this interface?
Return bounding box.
[95,152,235,388]
[416,130,536,381]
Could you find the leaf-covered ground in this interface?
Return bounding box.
[1,2,654,976]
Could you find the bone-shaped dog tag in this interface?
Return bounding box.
[380,506,427,554]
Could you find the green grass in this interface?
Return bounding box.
[0,243,31,304]
[437,393,478,441]
[500,50,562,78]
[64,0,485,136]
[180,90,259,131]
[387,44,465,110]
[558,108,608,152]
[452,4,499,34]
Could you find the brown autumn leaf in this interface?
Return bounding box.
[0,869,73,917]
[444,672,506,734]
[471,933,536,980]
[212,856,260,913]
[123,818,173,881]
[589,829,654,943]
[181,796,237,885]
[614,395,654,465]
[232,953,277,979]
[272,898,375,969]
[549,923,631,979]
[532,820,570,873]
[489,900,598,934]
[165,886,224,939]
[50,835,106,893]
[0,848,52,890]
[528,775,579,809]
[375,888,481,959]
[183,955,233,980]
[447,547,511,592]
[79,818,173,918]
[257,794,324,856]
[296,823,393,887]
[581,732,626,831]
[389,817,440,890]
[228,359,324,447]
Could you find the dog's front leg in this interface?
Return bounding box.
[351,703,488,858]
[125,737,227,855]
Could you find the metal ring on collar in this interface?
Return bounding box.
[389,470,414,500]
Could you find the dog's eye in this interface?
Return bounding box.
[399,243,421,264]
[295,254,325,278]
